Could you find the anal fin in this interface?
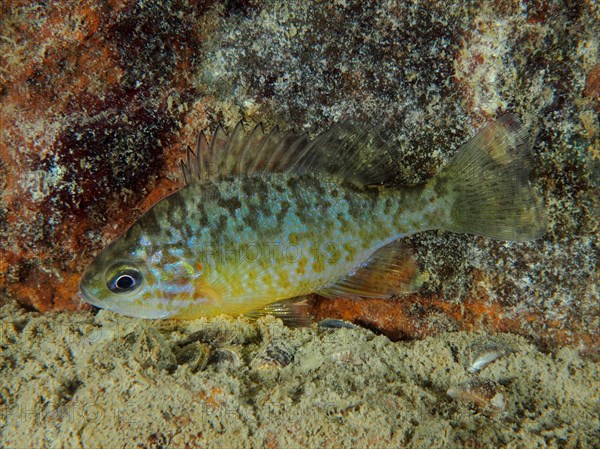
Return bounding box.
[245,296,313,328]
[317,241,422,299]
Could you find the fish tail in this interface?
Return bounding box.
[431,115,546,241]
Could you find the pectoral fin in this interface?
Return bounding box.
[317,241,422,299]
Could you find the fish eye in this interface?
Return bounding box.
[106,266,143,294]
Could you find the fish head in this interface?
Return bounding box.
[79,229,212,319]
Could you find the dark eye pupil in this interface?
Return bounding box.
[108,268,142,294]
[116,275,134,290]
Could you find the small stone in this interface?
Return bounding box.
[252,340,295,370]
[130,328,177,373]
[174,341,210,373]
[317,319,360,330]
[447,378,506,415]
[210,347,243,368]
[329,348,364,365]
[468,338,515,373]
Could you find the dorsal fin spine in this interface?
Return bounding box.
[181,120,399,186]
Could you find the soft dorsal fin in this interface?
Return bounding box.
[317,241,423,299]
[289,122,400,186]
[181,121,400,186]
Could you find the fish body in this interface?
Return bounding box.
[80,116,545,320]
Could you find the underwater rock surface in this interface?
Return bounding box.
[0,0,599,350]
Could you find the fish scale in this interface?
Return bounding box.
[196,174,421,302]
[80,116,546,321]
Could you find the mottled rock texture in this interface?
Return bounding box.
[1,0,598,350]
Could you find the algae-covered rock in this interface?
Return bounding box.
[0,0,598,349]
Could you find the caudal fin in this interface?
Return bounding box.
[432,115,546,241]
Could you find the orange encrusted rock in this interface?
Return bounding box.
[1,0,598,353]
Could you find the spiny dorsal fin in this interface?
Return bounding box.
[181,121,400,186]
[317,241,423,299]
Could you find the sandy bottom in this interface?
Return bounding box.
[0,300,597,449]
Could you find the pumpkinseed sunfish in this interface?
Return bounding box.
[79,115,546,321]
